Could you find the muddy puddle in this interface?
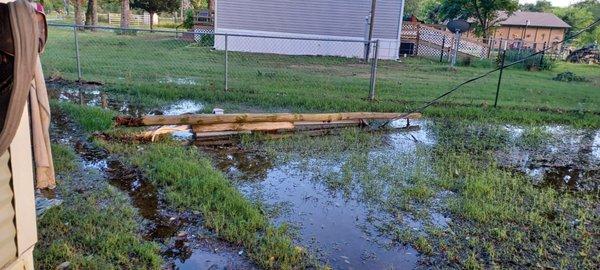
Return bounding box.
[205,119,599,268]
[47,79,204,119]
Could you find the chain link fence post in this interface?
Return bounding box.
[539,42,546,67]
[494,43,507,108]
[369,39,379,101]
[440,36,445,62]
[224,34,228,91]
[73,25,82,81]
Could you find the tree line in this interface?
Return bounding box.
[405,0,599,46]
[39,0,211,29]
[39,0,599,45]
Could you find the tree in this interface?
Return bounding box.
[571,0,600,45]
[73,0,84,26]
[404,0,443,23]
[520,0,552,12]
[85,0,98,30]
[131,0,179,30]
[553,6,595,46]
[121,0,130,28]
[439,0,519,38]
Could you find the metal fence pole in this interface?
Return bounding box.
[369,40,379,101]
[539,42,546,67]
[494,48,506,108]
[440,36,446,62]
[73,25,82,81]
[224,34,228,91]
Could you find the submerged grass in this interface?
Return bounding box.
[428,151,598,268]
[255,120,599,268]
[35,145,162,269]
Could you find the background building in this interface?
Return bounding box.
[214,0,406,60]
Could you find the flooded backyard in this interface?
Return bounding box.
[205,118,599,268]
[42,84,600,269]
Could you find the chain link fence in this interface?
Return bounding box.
[43,23,380,101]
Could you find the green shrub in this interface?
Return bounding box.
[552,71,588,82]
[498,49,555,71]
[183,9,195,30]
[458,56,494,68]
[198,34,214,46]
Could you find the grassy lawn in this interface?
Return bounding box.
[42,26,600,127]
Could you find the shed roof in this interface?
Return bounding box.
[498,11,570,28]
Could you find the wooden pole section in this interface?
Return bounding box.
[116,112,422,127]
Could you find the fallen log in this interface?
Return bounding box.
[115,112,421,127]
[192,122,295,133]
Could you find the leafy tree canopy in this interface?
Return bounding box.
[552,4,598,46]
[131,0,178,15]
[439,0,519,38]
[520,0,552,12]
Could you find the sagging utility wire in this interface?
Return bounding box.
[386,16,600,124]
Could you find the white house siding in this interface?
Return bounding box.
[215,0,404,60]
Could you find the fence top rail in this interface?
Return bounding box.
[47,23,374,43]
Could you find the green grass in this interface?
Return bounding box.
[42,27,600,127]
[96,141,316,269]
[52,100,116,132]
[51,143,78,174]
[35,145,162,269]
[35,187,163,269]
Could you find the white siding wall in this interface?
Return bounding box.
[215,0,404,60]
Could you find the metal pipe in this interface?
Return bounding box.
[369,40,379,101]
[224,34,228,91]
[365,0,377,61]
[494,48,506,108]
[451,30,460,67]
[440,36,445,62]
[73,25,82,81]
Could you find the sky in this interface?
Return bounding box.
[519,0,581,7]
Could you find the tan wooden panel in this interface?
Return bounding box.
[10,105,37,255]
[0,151,17,268]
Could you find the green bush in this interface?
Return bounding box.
[198,34,214,46]
[458,56,494,68]
[183,9,195,30]
[552,71,588,82]
[498,49,555,71]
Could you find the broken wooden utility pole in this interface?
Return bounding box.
[116,112,421,143]
[116,112,421,127]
